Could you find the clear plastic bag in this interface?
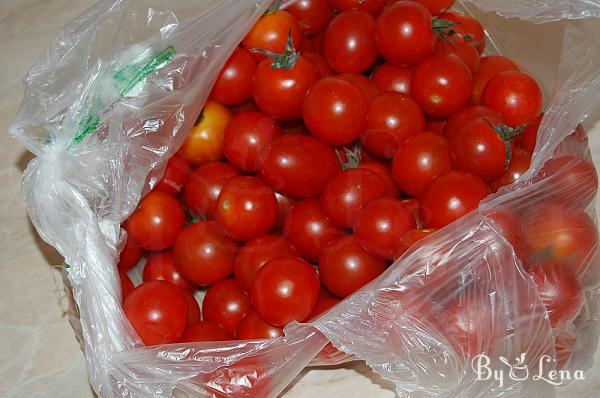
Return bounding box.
[9,0,600,397]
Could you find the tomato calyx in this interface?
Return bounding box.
[265,0,281,15]
[432,18,457,38]
[252,31,299,71]
[336,145,362,170]
[482,117,525,168]
[184,207,206,226]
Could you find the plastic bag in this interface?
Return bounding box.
[9,0,600,397]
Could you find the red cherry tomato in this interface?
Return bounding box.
[179,320,233,342]
[283,199,347,262]
[251,256,320,326]
[154,155,191,196]
[393,228,437,259]
[485,208,527,268]
[420,171,490,228]
[371,63,413,95]
[286,0,333,36]
[321,168,388,229]
[119,271,135,300]
[274,193,297,231]
[360,161,400,199]
[482,71,543,128]
[318,235,387,298]
[489,148,531,192]
[242,10,303,61]
[303,77,369,146]
[236,310,284,339]
[126,192,185,251]
[253,54,319,121]
[353,198,417,260]
[414,0,455,15]
[450,116,516,181]
[181,289,201,325]
[362,93,426,158]
[400,198,422,226]
[336,73,381,102]
[124,281,188,345]
[375,1,435,66]
[118,234,142,272]
[441,295,493,357]
[215,176,278,242]
[210,47,257,105]
[309,298,342,360]
[202,279,252,334]
[444,105,503,141]
[329,0,386,14]
[521,114,542,154]
[392,131,452,197]
[223,111,282,173]
[473,55,519,105]
[184,162,240,219]
[525,204,598,277]
[434,36,480,76]
[259,134,342,198]
[323,10,378,74]
[438,12,486,53]
[173,221,240,286]
[234,235,298,293]
[143,251,195,291]
[411,54,473,119]
[426,119,447,135]
[302,51,334,77]
[528,260,584,327]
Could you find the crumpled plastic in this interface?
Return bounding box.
[9,0,600,397]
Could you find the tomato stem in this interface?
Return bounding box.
[336,144,362,170]
[266,0,281,15]
[482,117,526,168]
[251,31,299,71]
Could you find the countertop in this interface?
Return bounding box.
[1,1,600,397]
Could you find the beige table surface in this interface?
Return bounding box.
[2,1,600,397]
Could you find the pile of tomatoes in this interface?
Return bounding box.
[117,0,598,368]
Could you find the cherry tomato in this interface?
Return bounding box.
[126,191,185,251]
[485,208,527,268]
[303,77,369,146]
[181,289,201,325]
[534,156,598,209]
[251,256,320,326]
[283,199,347,262]
[302,51,334,78]
[360,161,400,199]
[210,48,257,105]
[234,235,298,293]
[119,271,135,300]
[353,198,417,260]
[411,54,473,119]
[179,320,232,342]
[259,134,341,198]
[371,63,413,95]
[154,155,191,196]
[173,221,240,286]
[521,114,542,154]
[414,0,455,15]
[489,148,531,192]
[401,198,422,226]
[124,281,188,345]
[236,310,284,339]
[329,0,386,14]
[441,295,493,357]
[242,10,303,61]
[286,0,333,36]
[450,116,516,181]
[525,204,598,277]
[426,119,447,135]
[309,298,342,360]
[223,111,282,173]
[482,71,542,128]
[444,105,503,141]
[438,11,486,53]
[392,131,452,197]
[179,100,231,166]
[118,233,142,272]
[362,93,425,158]
[472,55,519,105]
[184,162,240,219]
[215,176,278,242]
[202,279,252,334]
[420,171,490,228]
[143,251,195,291]
[274,193,297,231]
[393,228,437,259]
[336,73,380,102]
[318,235,387,298]
[321,168,388,229]
[528,259,584,327]
[253,54,319,121]
[323,10,378,74]
[434,36,480,76]
[376,1,435,66]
